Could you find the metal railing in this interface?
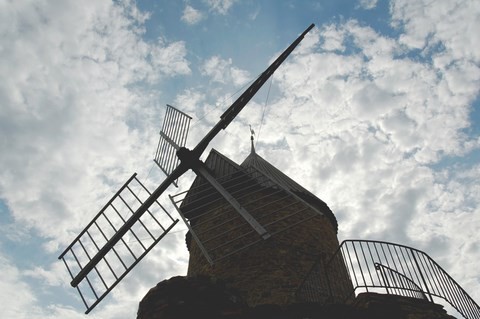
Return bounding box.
[324,240,480,319]
[374,262,427,300]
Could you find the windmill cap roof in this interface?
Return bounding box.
[240,149,337,232]
[179,147,337,233]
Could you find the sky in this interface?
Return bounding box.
[0,0,479,318]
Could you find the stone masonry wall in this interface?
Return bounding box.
[137,278,455,319]
[186,189,352,306]
[353,292,456,319]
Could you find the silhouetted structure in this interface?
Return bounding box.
[57,23,479,319]
[136,143,478,319]
[58,24,316,314]
[176,142,351,306]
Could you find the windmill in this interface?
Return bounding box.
[58,23,316,314]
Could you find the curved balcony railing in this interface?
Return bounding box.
[374,262,427,300]
[298,239,480,319]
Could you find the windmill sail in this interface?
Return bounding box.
[58,174,178,313]
[58,23,315,313]
[154,104,192,186]
[170,156,322,264]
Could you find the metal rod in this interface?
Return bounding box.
[398,247,416,287]
[366,242,382,284]
[411,251,434,302]
[102,213,137,261]
[213,234,263,263]
[360,243,374,285]
[344,243,359,289]
[420,254,440,296]
[86,230,118,281]
[159,131,180,151]
[200,217,251,245]
[417,253,436,298]
[130,178,166,229]
[166,104,193,119]
[352,242,368,292]
[208,227,256,253]
[124,186,157,240]
[194,162,270,239]
[111,202,147,251]
[94,221,127,271]
[268,211,317,237]
[169,193,213,264]
[75,286,90,311]
[195,212,243,238]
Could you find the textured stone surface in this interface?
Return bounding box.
[137,276,245,319]
[353,293,456,319]
[177,147,351,306]
[137,277,456,319]
[186,194,351,306]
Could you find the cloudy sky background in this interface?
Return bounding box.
[1,0,479,318]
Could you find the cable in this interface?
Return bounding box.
[256,75,273,147]
[189,75,259,129]
[122,227,189,245]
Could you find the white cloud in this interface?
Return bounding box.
[201,56,231,83]
[204,0,238,15]
[24,262,66,287]
[1,0,479,316]
[181,5,204,25]
[0,0,190,241]
[200,55,251,87]
[358,0,378,10]
[0,253,37,318]
[277,19,477,165]
[249,6,261,20]
[0,0,190,317]
[320,24,346,52]
[230,67,251,87]
[240,3,480,304]
[174,89,206,114]
[0,248,90,319]
[150,39,191,77]
[391,0,480,62]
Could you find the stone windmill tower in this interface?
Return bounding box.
[174,136,352,307]
[58,24,326,314]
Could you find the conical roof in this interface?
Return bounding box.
[179,144,337,232]
[240,145,337,232]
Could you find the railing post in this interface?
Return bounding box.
[318,239,480,318]
[410,250,434,303]
[375,263,390,295]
